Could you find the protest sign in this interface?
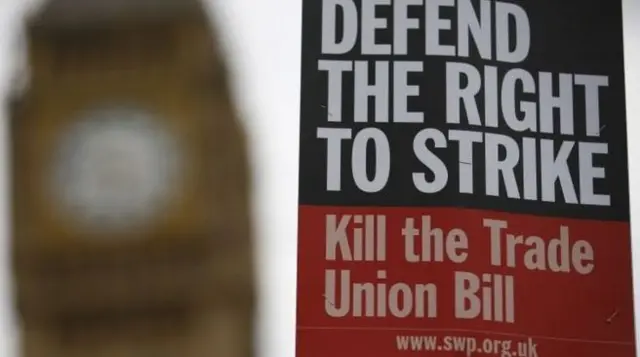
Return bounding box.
[296,1,635,356]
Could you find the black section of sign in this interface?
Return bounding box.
[298,0,629,221]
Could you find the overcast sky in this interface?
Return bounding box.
[0,1,637,357]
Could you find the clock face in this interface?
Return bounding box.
[51,106,181,235]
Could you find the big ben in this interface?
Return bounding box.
[8,0,256,356]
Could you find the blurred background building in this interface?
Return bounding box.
[0,0,637,356]
[9,0,257,356]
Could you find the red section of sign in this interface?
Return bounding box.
[296,205,635,357]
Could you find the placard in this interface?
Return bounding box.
[296,1,635,356]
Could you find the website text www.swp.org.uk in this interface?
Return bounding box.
[396,335,538,357]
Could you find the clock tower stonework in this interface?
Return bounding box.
[9,1,256,356]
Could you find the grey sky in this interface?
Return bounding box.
[0,1,637,357]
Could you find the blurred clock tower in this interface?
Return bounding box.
[8,0,256,356]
